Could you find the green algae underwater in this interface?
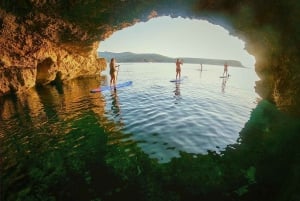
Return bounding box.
[1,93,300,201]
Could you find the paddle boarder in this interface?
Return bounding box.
[109,58,120,89]
[176,59,183,80]
[223,62,228,77]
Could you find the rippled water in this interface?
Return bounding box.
[100,63,259,162]
[0,63,259,164]
[2,63,300,201]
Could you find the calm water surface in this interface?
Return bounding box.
[0,63,260,163]
[102,63,259,162]
[1,63,265,200]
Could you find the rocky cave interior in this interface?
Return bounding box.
[0,0,299,115]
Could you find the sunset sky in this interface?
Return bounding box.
[98,16,255,67]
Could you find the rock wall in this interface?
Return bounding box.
[0,8,106,95]
[0,0,299,115]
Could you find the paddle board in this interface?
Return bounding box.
[170,76,187,82]
[220,75,230,78]
[90,81,133,93]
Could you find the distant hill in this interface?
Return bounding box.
[98,51,245,67]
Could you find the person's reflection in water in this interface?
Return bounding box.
[199,68,202,78]
[108,89,126,137]
[110,89,121,118]
[221,77,228,93]
[173,82,182,104]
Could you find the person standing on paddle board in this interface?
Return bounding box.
[176,59,183,80]
[109,58,119,89]
[223,62,228,77]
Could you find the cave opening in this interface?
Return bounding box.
[98,16,256,68]
[1,2,300,200]
[96,16,260,160]
[97,16,258,98]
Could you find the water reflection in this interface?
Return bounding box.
[108,89,126,129]
[197,64,204,78]
[110,89,121,118]
[1,76,300,201]
[174,83,181,96]
[221,77,228,93]
[173,82,181,103]
[0,76,119,201]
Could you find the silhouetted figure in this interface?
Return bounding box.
[223,62,228,77]
[176,59,183,80]
[109,58,119,89]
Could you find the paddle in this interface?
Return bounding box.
[116,65,120,80]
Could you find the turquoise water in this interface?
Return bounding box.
[3,63,300,201]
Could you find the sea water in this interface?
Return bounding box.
[1,63,259,162]
[0,63,262,200]
[102,63,259,162]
